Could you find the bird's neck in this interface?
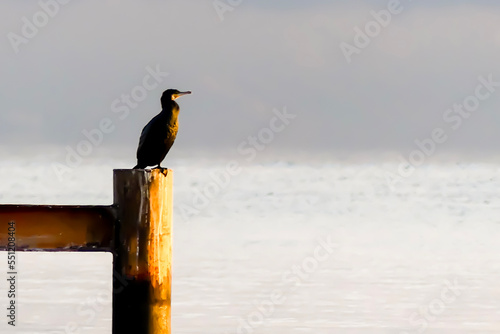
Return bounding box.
[161,101,179,126]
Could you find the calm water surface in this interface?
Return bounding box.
[0,157,499,333]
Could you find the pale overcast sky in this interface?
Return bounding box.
[1,0,500,157]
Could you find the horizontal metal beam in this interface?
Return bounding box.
[0,205,115,251]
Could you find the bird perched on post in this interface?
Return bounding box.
[133,89,191,169]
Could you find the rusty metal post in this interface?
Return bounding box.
[112,169,173,334]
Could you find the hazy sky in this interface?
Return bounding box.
[1,0,500,158]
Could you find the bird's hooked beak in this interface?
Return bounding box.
[172,91,192,100]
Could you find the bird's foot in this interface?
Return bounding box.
[155,165,168,176]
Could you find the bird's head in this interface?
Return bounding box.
[161,89,191,107]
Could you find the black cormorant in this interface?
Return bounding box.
[133,89,191,169]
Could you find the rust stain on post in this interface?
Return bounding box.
[113,169,173,334]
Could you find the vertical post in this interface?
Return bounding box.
[112,169,173,334]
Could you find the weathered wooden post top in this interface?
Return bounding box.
[0,169,173,334]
